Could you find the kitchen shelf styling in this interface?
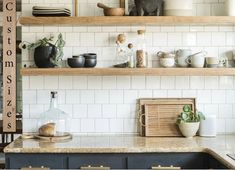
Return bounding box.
[20,68,235,76]
[19,16,235,26]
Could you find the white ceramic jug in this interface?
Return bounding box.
[164,0,193,16]
[225,0,235,16]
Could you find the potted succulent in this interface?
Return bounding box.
[21,33,65,68]
[176,105,205,138]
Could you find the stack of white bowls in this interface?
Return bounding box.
[164,0,193,16]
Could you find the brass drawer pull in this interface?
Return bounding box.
[21,166,50,170]
[81,165,110,170]
[152,165,181,170]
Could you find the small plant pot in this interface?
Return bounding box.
[178,122,200,138]
[34,45,57,68]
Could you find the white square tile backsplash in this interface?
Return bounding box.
[19,0,235,134]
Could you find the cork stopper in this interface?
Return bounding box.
[137,30,146,35]
[51,91,58,98]
[116,34,126,44]
[128,43,133,49]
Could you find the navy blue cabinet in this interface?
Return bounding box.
[5,153,228,169]
[5,154,66,169]
[127,153,228,169]
[68,154,127,169]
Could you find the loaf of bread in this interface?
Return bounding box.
[39,123,56,137]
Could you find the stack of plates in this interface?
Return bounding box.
[32,6,71,17]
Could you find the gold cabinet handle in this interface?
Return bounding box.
[152,165,181,170]
[80,165,110,170]
[21,166,50,170]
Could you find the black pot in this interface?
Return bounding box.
[34,45,57,68]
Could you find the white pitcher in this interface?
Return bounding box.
[186,51,207,68]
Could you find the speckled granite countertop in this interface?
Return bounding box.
[4,135,235,169]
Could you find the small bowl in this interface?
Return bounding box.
[85,59,97,68]
[73,55,84,59]
[83,53,97,59]
[67,57,85,68]
[104,8,125,16]
[160,58,175,68]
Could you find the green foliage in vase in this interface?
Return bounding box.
[21,33,65,67]
[176,105,205,124]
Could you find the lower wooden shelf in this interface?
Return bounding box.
[20,68,235,76]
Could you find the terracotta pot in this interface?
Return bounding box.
[34,45,57,68]
[178,122,200,138]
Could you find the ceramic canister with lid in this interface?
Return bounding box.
[164,0,193,16]
[199,115,217,137]
[225,0,235,16]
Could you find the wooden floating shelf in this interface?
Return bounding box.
[21,68,235,76]
[19,16,235,26]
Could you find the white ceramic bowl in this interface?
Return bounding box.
[178,122,200,138]
[160,58,175,68]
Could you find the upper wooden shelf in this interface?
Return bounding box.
[19,16,235,26]
[20,68,235,76]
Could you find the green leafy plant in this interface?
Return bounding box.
[176,105,205,124]
[21,33,65,66]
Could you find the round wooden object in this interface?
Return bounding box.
[35,133,72,142]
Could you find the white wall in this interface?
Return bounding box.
[22,0,235,135]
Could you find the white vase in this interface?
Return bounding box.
[178,122,200,138]
[225,0,235,16]
[164,0,193,16]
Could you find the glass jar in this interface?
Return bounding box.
[136,30,148,68]
[127,43,135,68]
[37,91,71,136]
[115,34,128,66]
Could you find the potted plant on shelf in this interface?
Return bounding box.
[176,105,205,138]
[21,33,65,68]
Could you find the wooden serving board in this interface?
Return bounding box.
[34,133,72,142]
[139,98,196,137]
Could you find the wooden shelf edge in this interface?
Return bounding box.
[19,16,235,26]
[20,68,235,76]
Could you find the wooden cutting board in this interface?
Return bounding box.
[139,98,196,137]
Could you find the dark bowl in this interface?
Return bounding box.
[83,53,97,59]
[85,59,97,68]
[67,57,85,68]
[72,55,84,58]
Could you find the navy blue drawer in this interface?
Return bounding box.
[6,154,66,169]
[68,154,127,169]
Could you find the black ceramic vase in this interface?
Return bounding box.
[34,45,57,68]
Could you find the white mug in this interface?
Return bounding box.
[186,55,205,68]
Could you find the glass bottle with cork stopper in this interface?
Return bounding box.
[136,30,148,68]
[115,34,128,65]
[127,43,135,68]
